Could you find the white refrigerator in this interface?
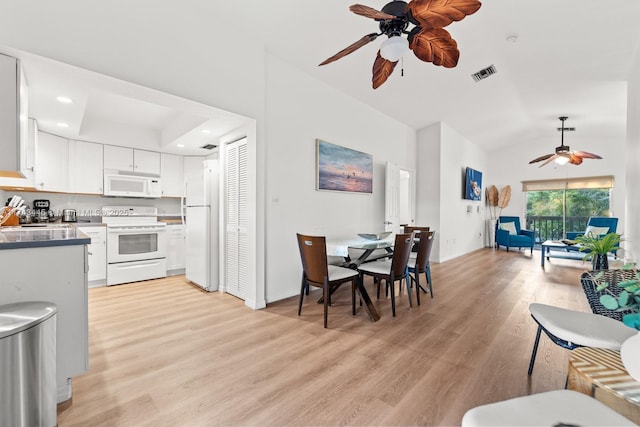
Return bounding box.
[182,155,219,291]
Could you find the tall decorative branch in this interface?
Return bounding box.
[486,185,498,220]
[497,185,511,216]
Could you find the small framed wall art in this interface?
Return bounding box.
[464,167,483,201]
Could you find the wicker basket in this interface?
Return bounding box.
[580,269,638,321]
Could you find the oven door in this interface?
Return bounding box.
[107,225,167,263]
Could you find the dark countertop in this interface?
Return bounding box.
[0,226,91,250]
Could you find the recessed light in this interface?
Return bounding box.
[177,144,185,148]
[56,96,73,104]
[201,129,211,134]
[57,122,69,128]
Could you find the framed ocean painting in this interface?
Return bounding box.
[316,139,373,194]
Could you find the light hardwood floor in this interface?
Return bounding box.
[57,247,593,426]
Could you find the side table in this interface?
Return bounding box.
[568,347,640,425]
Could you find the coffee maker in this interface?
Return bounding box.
[32,199,54,223]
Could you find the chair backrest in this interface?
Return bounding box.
[586,217,618,234]
[390,233,414,280]
[580,269,637,321]
[413,231,435,272]
[404,226,430,234]
[498,216,521,233]
[296,233,329,286]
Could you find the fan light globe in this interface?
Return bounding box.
[555,155,570,165]
[380,36,409,62]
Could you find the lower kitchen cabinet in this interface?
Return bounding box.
[78,226,107,286]
[167,223,185,274]
[0,243,88,403]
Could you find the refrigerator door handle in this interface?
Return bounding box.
[181,180,187,225]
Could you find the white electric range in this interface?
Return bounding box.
[102,206,167,286]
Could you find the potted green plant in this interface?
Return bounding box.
[591,266,640,330]
[574,232,621,270]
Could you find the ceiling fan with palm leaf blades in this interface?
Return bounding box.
[319,0,482,89]
[529,116,603,167]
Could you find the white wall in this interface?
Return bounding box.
[487,134,627,235]
[416,123,441,235]
[416,122,488,262]
[625,50,640,262]
[264,54,417,302]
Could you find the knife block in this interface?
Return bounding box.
[0,207,19,226]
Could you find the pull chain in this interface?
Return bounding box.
[401,56,404,77]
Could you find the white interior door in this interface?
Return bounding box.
[385,162,415,233]
[225,138,248,299]
[385,162,401,233]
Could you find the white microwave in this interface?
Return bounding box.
[103,170,162,198]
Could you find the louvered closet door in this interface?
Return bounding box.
[225,138,249,299]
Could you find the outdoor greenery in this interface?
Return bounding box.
[526,188,611,217]
[525,188,611,241]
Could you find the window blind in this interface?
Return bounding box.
[521,175,614,192]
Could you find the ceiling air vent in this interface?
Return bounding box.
[200,144,217,150]
[471,64,497,82]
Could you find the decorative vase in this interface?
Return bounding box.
[592,253,609,270]
[487,219,497,248]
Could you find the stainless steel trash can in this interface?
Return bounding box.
[0,301,57,427]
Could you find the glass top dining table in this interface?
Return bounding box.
[326,236,394,268]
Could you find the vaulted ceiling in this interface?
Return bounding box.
[206,0,640,152]
[5,1,640,156]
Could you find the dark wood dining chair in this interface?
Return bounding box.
[357,233,414,316]
[403,226,430,234]
[408,230,435,305]
[296,233,360,328]
[404,226,429,252]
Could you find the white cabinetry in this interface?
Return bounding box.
[23,118,37,184]
[1,243,89,403]
[167,223,186,273]
[69,140,104,194]
[0,53,19,175]
[0,53,31,182]
[78,226,107,285]
[134,149,161,175]
[161,153,184,197]
[104,145,161,175]
[35,131,69,192]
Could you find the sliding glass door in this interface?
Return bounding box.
[523,176,613,243]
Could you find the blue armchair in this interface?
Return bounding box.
[566,216,619,255]
[496,216,535,254]
[566,217,618,240]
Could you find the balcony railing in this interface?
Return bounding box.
[525,215,590,243]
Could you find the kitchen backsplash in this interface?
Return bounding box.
[1,189,181,221]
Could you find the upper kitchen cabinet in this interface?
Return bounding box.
[160,153,184,197]
[104,145,161,175]
[0,53,31,181]
[35,131,69,192]
[69,140,103,194]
